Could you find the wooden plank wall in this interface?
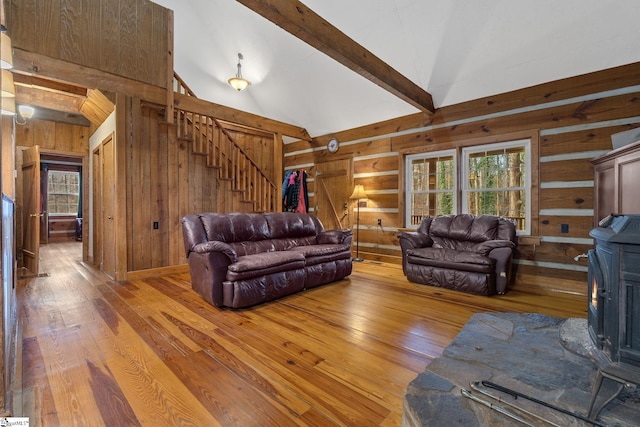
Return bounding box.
[6,0,169,89]
[122,99,279,273]
[47,215,78,241]
[284,62,640,295]
[225,125,278,186]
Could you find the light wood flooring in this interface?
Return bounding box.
[15,242,587,426]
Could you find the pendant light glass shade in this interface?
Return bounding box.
[1,33,13,69]
[18,105,34,119]
[1,69,15,97]
[1,95,15,115]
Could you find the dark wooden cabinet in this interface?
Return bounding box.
[591,139,640,227]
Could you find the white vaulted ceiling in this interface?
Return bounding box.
[153,0,640,138]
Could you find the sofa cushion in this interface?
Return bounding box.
[407,247,495,273]
[289,243,352,265]
[265,212,324,239]
[430,214,499,250]
[227,251,305,281]
[290,243,350,257]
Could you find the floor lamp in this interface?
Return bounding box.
[350,184,368,262]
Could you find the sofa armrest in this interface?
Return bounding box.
[397,232,433,274]
[318,229,353,245]
[191,240,238,263]
[473,239,516,256]
[487,246,515,294]
[398,232,433,249]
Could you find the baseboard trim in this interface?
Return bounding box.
[126,264,189,281]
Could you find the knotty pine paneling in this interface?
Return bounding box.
[538,215,594,239]
[540,126,629,157]
[391,91,640,154]
[123,96,273,273]
[356,174,400,191]
[286,62,640,291]
[432,62,640,127]
[354,153,398,175]
[7,0,170,89]
[517,242,593,266]
[16,120,89,153]
[540,188,593,211]
[226,128,278,186]
[539,158,595,182]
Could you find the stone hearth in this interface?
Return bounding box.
[403,313,640,426]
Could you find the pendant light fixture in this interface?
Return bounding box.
[1,32,13,69]
[228,53,251,91]
[1,69,14,97]
[16,104,35,125]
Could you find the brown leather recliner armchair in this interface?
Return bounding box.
[398,214,517,295]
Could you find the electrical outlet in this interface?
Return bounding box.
[153,221,159,229]
[561,224,569,233]
[377,218,382,226]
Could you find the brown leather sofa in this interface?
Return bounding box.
[398,214,517,295]
[181,212,353,308]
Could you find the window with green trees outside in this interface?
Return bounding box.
[405,139,531,234]
[47,171,80,215]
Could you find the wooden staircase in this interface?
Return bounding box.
[172,74,278,213]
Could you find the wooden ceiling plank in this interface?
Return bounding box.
[235,0,435,113]
[15,85,85,114]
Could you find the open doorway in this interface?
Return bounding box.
[17,148,87,279]
[40,154,84,245]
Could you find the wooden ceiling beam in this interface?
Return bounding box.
[15,85,85,114]
[236,0,435,114]
[12,48,167,105]
[13,73,88,97]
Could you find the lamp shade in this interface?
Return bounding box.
[19,105,35,119]
[1,33,13,69]
[1,95,15,115]
[1,69,14,97]
[228,76,250,91]
[349,184,368,200]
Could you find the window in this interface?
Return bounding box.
[47,171,80,215]
[405,138,531,234]
[462,140,530,234]
[405,150,456,226]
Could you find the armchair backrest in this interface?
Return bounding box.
[422,214,516,251]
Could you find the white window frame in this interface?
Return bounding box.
[404,149,457,227]
[47,170,80,217]
[461,139,531,235]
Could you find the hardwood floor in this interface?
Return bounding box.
[16,242,587,426]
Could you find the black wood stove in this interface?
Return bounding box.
[587,214,640,418]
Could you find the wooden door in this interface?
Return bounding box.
[314,159,353,230]
[22,146,41,274]
[102,135,116,278]
[92,145,102,268]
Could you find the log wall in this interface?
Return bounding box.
[284,62,640,295]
